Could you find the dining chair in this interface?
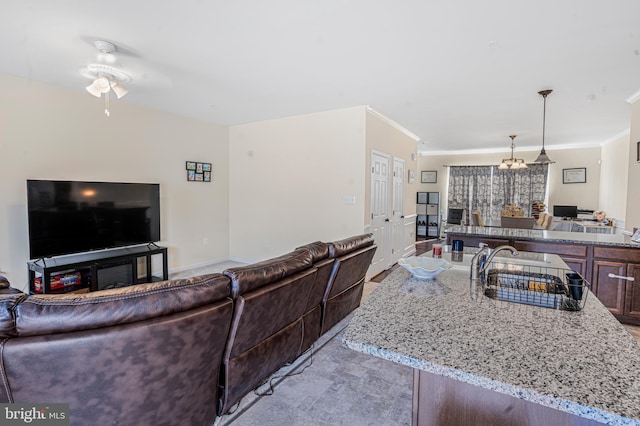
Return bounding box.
[471,210,484,227]
[537,212,548,227]
[500,216,536,229]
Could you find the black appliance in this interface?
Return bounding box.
[27,180,160,259]
[553,205,578,219]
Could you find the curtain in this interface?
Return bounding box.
[448,164,548,223]
[447,166,492,224]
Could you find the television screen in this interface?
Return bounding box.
[553,205,578,219]
[27,180,160,259]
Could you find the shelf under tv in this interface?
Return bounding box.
[27,245,168,294]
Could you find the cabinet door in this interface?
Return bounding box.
[624,263,640,319]
[560,257,587,277]
[592,260,626,315]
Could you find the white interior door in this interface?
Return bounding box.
[369,151,390,276]
[391,158,405,264]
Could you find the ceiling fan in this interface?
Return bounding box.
[80,40,132,116]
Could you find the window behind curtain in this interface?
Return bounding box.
[447,164,548,224]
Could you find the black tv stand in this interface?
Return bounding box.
[27,245,168,294]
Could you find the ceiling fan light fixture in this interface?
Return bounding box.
[81,41,133,117]
[86,83,102,97]
[94,76,111,94]
[110,81,128,99]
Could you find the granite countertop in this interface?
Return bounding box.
[445,225,640,248]
[343,250,640,425]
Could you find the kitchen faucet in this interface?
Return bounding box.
[470,245,519,282]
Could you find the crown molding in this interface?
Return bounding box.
[366,106,420,142]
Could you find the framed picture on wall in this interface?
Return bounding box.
[421,170,437,183]
[562,167,586,184]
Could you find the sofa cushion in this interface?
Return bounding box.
[224,249,313,296]
[296,241,330,263]
[328,233,374,258]
[14,273,231,336]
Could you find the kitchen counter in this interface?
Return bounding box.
[343,250,640,425]
[445,225,639,248]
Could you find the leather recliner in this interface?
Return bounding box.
[321,234,376,334]
[0,274,233,426]
[219,248,318,414]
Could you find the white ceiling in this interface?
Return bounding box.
[2,1,640,154]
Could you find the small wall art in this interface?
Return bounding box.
[186,161,212,182]
[562,167,586,184]
[421,170,437,183]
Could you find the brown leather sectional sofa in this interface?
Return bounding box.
[0,233,376,426]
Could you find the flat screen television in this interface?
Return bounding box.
[553,205,578,219]
[27,180,160,259]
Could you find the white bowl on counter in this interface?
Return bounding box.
[398,256,452,280]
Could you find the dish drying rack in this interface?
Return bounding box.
[481,261,589,311]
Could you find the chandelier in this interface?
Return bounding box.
[498,135,528,170]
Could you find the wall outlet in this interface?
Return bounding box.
[203,238,209,246]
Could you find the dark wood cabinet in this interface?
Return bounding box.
[591,246,640,321]
[560,257,588,276]
[625,264,640,319]
[512,241,589,276]
[592,260,627,316]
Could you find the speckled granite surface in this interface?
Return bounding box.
[445,225,640,248]
[343,252,640,425]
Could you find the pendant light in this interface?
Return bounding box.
[534,89,554,164]
[498,135,527,170]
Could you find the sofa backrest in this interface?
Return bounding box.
[220,249,317,413]
[295,241,333,311]
[0,274,233,426]
[325,233,376,300]
[320,234,376,333]
[12,274,231,336]
[225,248,313,298]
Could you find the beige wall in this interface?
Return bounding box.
[0,73,230,291]
[364,108,419,222]
[228,106,367,262]
[626,101,640,231]
[600,133,629,223]
[417,146,602,216]
[545,147,601,212]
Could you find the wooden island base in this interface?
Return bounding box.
[412,369,604,426]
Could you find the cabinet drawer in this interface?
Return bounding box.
[513,241,588,257]
[593,246,640,263]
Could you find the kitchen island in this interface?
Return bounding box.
[343,250,640,425]
[444,226,640,324]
